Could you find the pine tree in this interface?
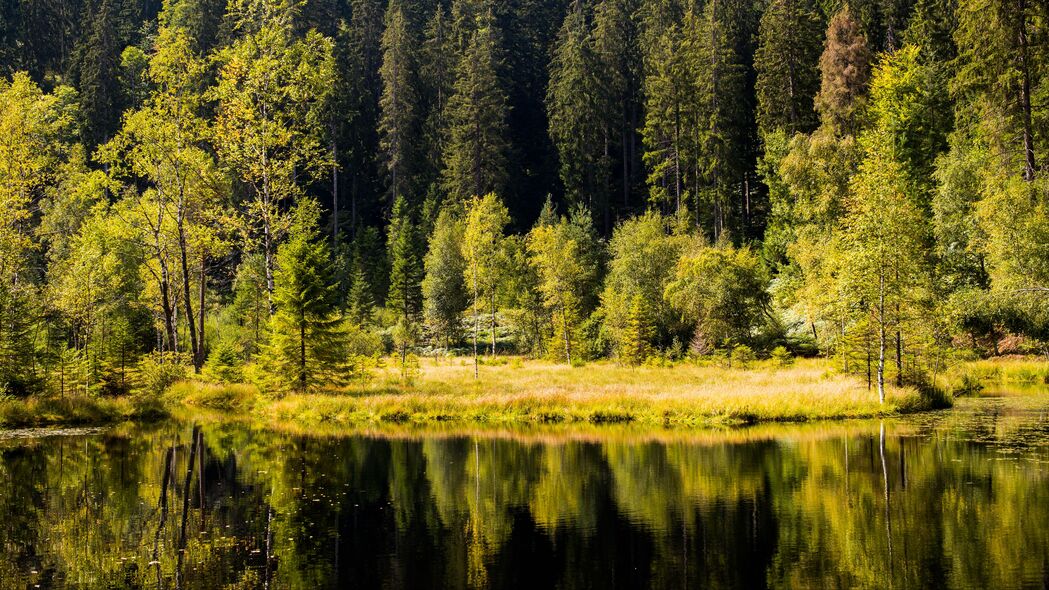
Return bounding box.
[815,7,873,134]
[379,2,421,209]
[621,294,654,365]
[442,11,510,201]
[754,0,824,137]
[266,199,349,392]
[593,0,643,215]
[387,195,423,363]
[547,0,605,213]
[423,207,469,348]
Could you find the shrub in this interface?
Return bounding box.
[136,353,190,395]
[730,345,756,369]
[204,339,243,384]
[770,346,794,367]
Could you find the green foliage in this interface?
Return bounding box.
[665,245,772,351]
[754,0,824,137]
[423,207,469,347]
[136,353,190,396]
[442,13,509,200]
[265,199,352,392]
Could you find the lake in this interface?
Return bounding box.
[1,394,1047,589]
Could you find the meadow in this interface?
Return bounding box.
[176,357,940,429]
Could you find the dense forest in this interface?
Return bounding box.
[0,0,1046,399]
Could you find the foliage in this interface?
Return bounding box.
[665,245,772,350]
[265,199,351,392]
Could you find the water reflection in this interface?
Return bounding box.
[0,396,1046,589]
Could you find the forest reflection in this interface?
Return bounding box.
[0,398,1046,589]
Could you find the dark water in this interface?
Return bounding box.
[1,395,1047,589]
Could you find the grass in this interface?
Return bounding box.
[0,394,168,429]
[231,357,938,429]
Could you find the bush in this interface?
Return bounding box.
[730,345,756,369]
[204,340,243,384]
[770,346,794,367]
[136,353,190,395]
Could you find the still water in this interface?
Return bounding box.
[0,394,1047,589]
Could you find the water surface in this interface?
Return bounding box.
[1,394,1047,589]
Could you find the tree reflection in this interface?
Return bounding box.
[0,404,1046,589]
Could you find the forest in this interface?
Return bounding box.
[0,0,1046,404]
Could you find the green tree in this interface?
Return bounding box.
[387,195,423,365]
[379,2,421,208]
[620,295,654,365]
[754,0,824,137]
[0,74,78,395]
[527,216,596,365]
[423,207,469,348]
[840,134,929,402]
[266,199,349,392]
[442,11,510,201]
[211,9,335,301]
[665,245,771,353]
[462,193,509,374]
[547,0,606,213]
[99,26,224,372]
[600,211,686,358]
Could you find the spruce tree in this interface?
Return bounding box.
[442,11,510,201]
[379,2,421,209]
[621,294,654,365]
[267,199,349,392]
[754,0,824,137]
[547,0,605,213]
[593,0,643,216]
[387,195,423,363]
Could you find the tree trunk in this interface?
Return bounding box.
[490,291,497,356]
[878,275,887,404]
[1018,0,1037,181]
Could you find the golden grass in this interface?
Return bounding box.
[0,394,167,428]
[252,357,929,429]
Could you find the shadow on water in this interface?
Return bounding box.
[0,394,1046,589]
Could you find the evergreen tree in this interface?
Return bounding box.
[266,199,349,392]
[387,195,423,363]
[423,207,469,348]
[621,294,654,365]
[754,0,824,137]
[442,11,510,201]
[547,0,605,213]
[379,2,421,209]
[593,0,643,216]
[953,0,1044,181]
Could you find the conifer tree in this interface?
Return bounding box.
[754,0,824,137]
[379,2,421,209]
[547,0,605,212]
[621,295,654,365]
[266,199,349,392]
[815,7,873,134]
[387,195,423,364]
[442,11,510,201]
[593,0,643,213]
